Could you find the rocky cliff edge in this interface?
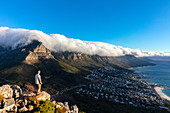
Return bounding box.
[0,84,78,113]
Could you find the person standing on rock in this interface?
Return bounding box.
[35,70,42,95]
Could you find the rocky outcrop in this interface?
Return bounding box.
[22,92,36,97]
[72,53,82,61]
[10,85,22,98]
[0,85,13,99]
[73,54,78,61]
[36,91,50,101]
[25,43,54,64]
[0,85,22,99]
[0,109,6,113]
[0,99,16,113]
[56,102,78,113]
[3,99,15,111]
[70,105,78,113]
[0,84,79,113]
[18,106,28,113]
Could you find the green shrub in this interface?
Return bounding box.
[32,100,55,113]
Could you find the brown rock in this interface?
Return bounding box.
[0,85,22,99]
[36,91,50,101]
[0,109,7,113]
[10,85,22,98]
[19,106,28,113]
[0,85,13,99]
[3,98,15,111]
[25,43,54,64]
[70,105,78,113]
[23,92,36,97]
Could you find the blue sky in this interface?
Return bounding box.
[0,0,170,52]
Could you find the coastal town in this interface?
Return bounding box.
[75,67,170,111]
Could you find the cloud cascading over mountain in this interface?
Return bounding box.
[0,27,169,57]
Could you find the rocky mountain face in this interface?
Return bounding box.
[0,40,154,91]
[25,42,54,64]
[0,40,158,113]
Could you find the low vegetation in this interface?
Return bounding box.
[31,100,68,113]
[32,100,55,113]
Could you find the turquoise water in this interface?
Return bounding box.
[134,57,170,97]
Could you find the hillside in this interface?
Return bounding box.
[0,40,169,113]
[0,40,154,89]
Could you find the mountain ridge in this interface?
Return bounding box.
[1,40,167,113]
[0,40,154,89]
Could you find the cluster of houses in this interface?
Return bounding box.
[76,67,170,109]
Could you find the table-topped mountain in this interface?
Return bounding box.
[0,40,154,89]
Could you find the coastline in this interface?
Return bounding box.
[154,86,170,101]
[133,63,170,101]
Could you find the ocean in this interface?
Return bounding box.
[134,57,170,97]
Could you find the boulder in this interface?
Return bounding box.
[36,91,50,101]
[56,102,70,113]
[56,102,64,108]
[10,85,22,98]
[19,106,28,113]
[13,105,18,113]
[0,85,13,98]
[0,109,7,113]
[56,102,79,113]
[23,92,36,97]
[70,105,78,113]
[52,100,56,105]
[3,99,15,111]
[0,84,22,99]
[64,102,70,111]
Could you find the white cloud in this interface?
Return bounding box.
[0,27,170,57]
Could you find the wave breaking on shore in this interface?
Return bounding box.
[154,86,170,101]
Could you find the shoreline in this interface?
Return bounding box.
[133,65,170,101]
[154,86,170,101]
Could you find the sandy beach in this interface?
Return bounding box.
[154,86,170,101]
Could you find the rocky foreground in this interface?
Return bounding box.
[0,84,78,113]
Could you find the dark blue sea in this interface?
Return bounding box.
[134,57,170,97]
